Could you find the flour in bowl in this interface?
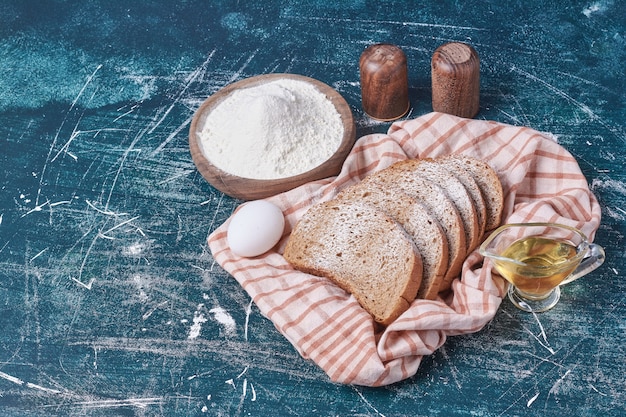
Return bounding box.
[198,78,344,180]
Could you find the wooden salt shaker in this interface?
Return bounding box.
[359,43,409,121]
[431,42,480,118]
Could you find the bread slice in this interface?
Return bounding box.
[337,183,448,300]
[394,159,480,254]
[440,155,503,231]
[361,162,467,285]
[283,200,423,326]
[437,157,487,241]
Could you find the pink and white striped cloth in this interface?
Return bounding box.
[208,112,601,386]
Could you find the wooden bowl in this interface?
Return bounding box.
[189,74,356,200]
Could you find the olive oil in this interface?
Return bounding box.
[493,237,579,297]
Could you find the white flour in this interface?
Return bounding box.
[198,78,344,180]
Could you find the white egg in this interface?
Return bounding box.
[227,200,285,257]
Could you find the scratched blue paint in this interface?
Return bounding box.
[0,0,625,416]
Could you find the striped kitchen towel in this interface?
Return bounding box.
[207,112,602,386]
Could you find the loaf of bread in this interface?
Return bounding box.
[283,200,423,326]
[283,155,503,325]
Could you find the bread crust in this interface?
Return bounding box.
[284,200,423,325]
[337,183,448,300]
[438,160,488,240]
[361,162,467,285]
[392,159,481,253]
[440,155,503,231]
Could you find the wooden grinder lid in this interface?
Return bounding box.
[359,43,410,121]
[431,42,480,118]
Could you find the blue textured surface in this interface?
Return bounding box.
[0,1,624,416]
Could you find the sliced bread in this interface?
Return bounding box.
[437,158,488,241]
[440,155,503,231]
[283,154,505,322]
[336,183,448,300]
[283,200,423,326]
[393,159,481,254]
[360,162,467,284]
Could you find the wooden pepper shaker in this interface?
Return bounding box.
[431,42,480,118]
[359,43,410,121]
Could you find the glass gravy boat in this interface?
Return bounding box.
[479,223,605,312]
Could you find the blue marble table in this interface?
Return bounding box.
[0,1,624,416]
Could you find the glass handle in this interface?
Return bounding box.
[561,244,605,285]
